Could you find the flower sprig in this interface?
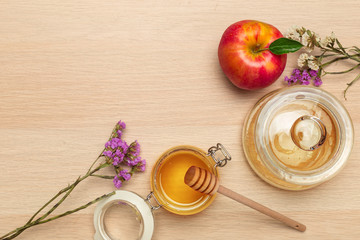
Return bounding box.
[102,121,146,188]
[268,26,360,99]
[284,69,322,87]
[0,120,145,240]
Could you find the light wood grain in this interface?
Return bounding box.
[1,0,360,239]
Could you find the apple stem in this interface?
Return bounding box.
[253,48,269,54]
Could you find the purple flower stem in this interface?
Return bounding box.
[1,161,111,240]
[90,174,115,179]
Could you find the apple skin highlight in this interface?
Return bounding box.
[218,20,287,90]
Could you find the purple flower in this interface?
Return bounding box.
[314,76,323,86]
[117,130,123,138]
[284,76,292,85]
[301,80,310,85]
[127,156,146,172]
[124,140,141,160]
[106,138,119,150]
[300,70,311,85]
[104,134,130,165]
[285,68,323,87]
[292,68,301,78]
[105,121,146,189]
[113,175,122,189]
[119,140,129,153]
[127,156,142,167]
[302,70,311,80]
[113,157,120,166]
[139,165,146,172]
[285,68,303,85]
[113,169,131,188]
[110,141,118,149]
[103,150,113,157]
[132,140,141,156]
[138,160,146,172]
[291,75,299,84]
[309,69,318,77]
[118,121,126,130]
[115,149,121,156]
[119,169,131,181]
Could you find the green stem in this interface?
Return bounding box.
[25,184,73,225]
[323,48,360,63]
[253,48,268,54]
[317,53,338,58]
[1,123,121,240]
[34,177,81,223]
[325,46,344,55]
[344,73,360,100]
[2,192,115,240]
[321,56,348,68]
[323,63,360,75]
[86,123,119,175]
[86,151,105,175]
[86,123,120,175]
[90,174,114,179]
[347,54,360,62]
[0,162,110,240]
[38,191,115,225]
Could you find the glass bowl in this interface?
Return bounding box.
[243,86,354,190]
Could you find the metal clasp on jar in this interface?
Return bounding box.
[207,143,232,168]
[145,192,162,210]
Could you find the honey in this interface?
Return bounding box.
[151,146,218,215]
[157,151,209,204]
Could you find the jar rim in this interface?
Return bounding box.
[255,86,354,185]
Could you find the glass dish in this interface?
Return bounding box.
[243,86,354,190]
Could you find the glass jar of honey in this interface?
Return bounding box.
[93,143,231,240]
[151,145,221,215]
[243,86,354,190]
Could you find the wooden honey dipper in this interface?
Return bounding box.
[184,166,306,232]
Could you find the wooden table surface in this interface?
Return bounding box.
[1,1,360,239]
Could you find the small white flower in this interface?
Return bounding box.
[308,55,315,61]
[301,32,310,46]
[330,32,336,41]
[320,36,332,47]
[297,53,309,68]
[308,61,319,71]
[286,25,301,41]
[301,32,314,52]
[307,56,319,71]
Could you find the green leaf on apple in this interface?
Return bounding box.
[269,38,303,55]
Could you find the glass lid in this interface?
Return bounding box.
[255,86,353,185]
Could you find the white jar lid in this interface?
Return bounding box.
[93,190,154,240]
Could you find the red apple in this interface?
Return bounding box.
[218,20,287,90]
